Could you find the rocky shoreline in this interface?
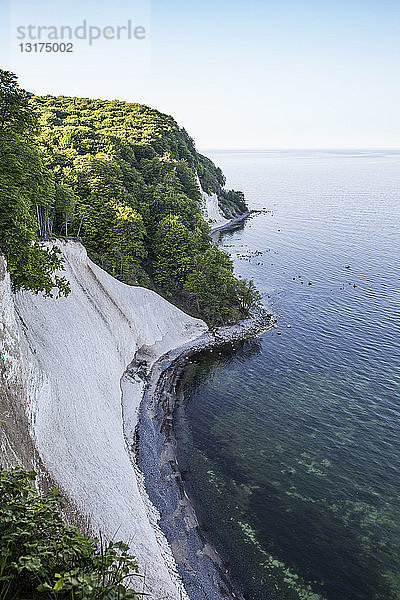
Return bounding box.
[210,210,252,239]
[135,306,274,599]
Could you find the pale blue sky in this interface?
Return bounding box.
[1,0,400,148]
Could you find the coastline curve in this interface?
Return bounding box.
[134,308,274,599]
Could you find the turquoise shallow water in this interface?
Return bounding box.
[176,150,400,600]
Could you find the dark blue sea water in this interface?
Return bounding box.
[176,150,400,600]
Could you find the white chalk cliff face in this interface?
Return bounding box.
[196,175,228,228]
[0,240,208,600]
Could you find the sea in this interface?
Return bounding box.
[175,149,400,600]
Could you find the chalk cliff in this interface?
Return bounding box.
[196,175,229,228]
[0,240,208,600]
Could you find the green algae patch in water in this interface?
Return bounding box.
[237,521,326,600]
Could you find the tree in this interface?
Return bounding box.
[0,70,35,136]
[0,70,70,297]
[153,215,196,295]
[234,278,262,313]
[107,203,146,280]
[184,244,241,324]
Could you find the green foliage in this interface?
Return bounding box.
[27,93,256,324]
[196,154,225,195]
[106,203,146,280]
[153,215,261,324]
[0,468,141,600]
[0,71,36,137]
[1,70,257,323]
[153,215,198,294]
[184,245,261,324]
[0,70,69,297]
[219,189,248,217]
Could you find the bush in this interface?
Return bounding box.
[0,468,142,599]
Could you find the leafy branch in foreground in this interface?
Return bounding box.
[0,468,141,599]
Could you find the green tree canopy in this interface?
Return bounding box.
[1,71,259,322]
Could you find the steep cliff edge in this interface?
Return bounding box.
[0,240,208,600]
[196,175,229,228]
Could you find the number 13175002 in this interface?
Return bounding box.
[19,42,73,52]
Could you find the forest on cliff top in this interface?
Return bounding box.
[0,70,259,324]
